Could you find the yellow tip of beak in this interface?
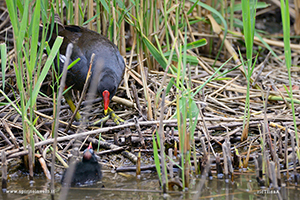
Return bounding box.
[104,109,108,115]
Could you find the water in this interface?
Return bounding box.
[1,169,299,200]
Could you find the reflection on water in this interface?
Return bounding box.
[1,170,300,200]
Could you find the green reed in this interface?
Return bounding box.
[241,0,258,139]
[3,0,62,167]
[280,0,300,159]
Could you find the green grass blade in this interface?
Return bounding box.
[280,0,300,155]
[228,2,269,13]
[142,37,168,70]
[26,36,63,111]
[186,38,207,50]
[189,0,228,66]
[68,58,81,70]
[29,0,41,73]
[153,133,162,185]
[0,88,45,140]
[6,0,19,34]
[1,43,7,90]
[16,0,29,55]
[254,32,280,60]
[193,57,232,96]
[187,0,200,15]
[242,0,257,66]
[82,13,101,26]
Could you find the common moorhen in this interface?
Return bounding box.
[61,143,102,186]
[43,14,125,124]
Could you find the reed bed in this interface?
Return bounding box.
[0,0,300,198]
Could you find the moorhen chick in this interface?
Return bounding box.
[61,143,102,186]
[43,14,125,124]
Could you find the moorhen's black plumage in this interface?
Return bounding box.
[61,143,102,186]
[44,14,125,123]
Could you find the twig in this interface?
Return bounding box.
[0,129,12,146]
[158,89,167,193]
[252,51,271,87]
[51,43,73,195]
[197,103,216,157]
[1,150,7,192]
[2,119,19,148]
[134,116,145,148]
[65,53,95,133]
[87,137,137,164]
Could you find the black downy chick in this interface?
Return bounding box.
[61,143,102,186]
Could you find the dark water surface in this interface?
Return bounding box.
[1,169,299,200]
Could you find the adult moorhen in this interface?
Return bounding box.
[43,14,125,124]
[61,143,102,186]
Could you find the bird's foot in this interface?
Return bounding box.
[92,115,110,127]
[92,107,124,126]
[107,107,124,125]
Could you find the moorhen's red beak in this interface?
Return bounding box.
[88,142,93,150]
[102,90,110,115]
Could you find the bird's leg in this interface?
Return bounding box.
[92,107,124,126]
[92,115,110,127]
[107,107,124,125]
[65,90,124,125]
[65,91,124,126]
[64,90,82,121]
[64,55,93,123]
